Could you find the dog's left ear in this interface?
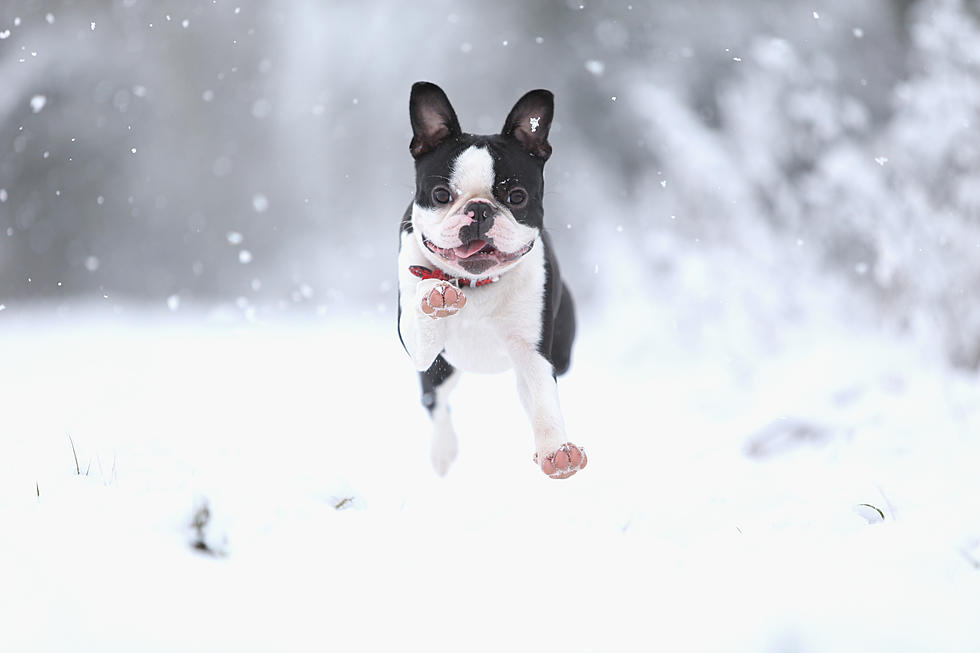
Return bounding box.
[502,89,554,161]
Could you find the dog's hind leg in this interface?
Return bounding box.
[420,353,461,476]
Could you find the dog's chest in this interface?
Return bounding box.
[442,317,510,373]
[441,247,547,374]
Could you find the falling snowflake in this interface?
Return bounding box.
[251,99,271,119]
[30,95,47,113]
[529,117,540,133]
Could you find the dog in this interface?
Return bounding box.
[397,81,586,480]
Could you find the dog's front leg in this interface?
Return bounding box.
[398,278,466,371]
[508,339,587,479]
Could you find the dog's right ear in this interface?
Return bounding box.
[409,82,461,159]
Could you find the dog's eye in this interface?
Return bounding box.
[432,187,452,205]
[506,188,527,206]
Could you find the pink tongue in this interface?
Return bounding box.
[454,239,487,259]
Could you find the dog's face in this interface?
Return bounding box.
[408,82,554,278]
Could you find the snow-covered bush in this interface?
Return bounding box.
[619,0,980,368]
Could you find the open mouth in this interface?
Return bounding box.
[423,237,534,276]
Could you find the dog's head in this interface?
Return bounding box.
[408,82,554,279]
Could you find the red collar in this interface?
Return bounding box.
[409,265,499,288]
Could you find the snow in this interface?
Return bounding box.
[251,99,272,119]
[2,304,979,652]
[30,94,47,113]
[2,1,980,649]
[584,59,605,76]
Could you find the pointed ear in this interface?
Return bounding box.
[409,82,462,159]
[501,89,554,160]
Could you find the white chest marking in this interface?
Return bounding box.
[397,231,547,375]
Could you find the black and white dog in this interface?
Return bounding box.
[397,82,586,480]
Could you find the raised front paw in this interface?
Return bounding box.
[534,443,588,479]
[419,281,466,319]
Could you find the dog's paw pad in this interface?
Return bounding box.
[420,282,466,319]
[534,443,587,479]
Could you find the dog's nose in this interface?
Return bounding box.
[464,201,495,225]
[460,201,496,242]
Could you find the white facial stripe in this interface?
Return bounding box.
[450,146,494,199]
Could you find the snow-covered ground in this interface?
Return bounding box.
[2,303,979,652]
